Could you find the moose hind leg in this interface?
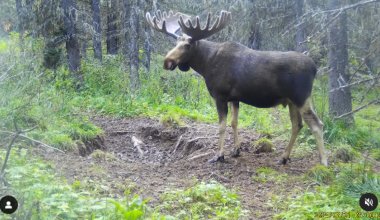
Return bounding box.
[208,100,228,163]
[301,99,328,166]
[280,102,303,165]
[231,102,241,157]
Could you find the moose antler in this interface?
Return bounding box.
[179,10,232,41]
[146,10,190,39]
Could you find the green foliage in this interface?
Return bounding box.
[370,148,380,161]
[0,148,154,220]
[332,144,359,163]
[160,111,185,127]
[324,118,379,149]
[335,163,380,198]
[312,76,380,152]
[253,137,275,153]
[307,165,334,184]
[90,149,117,162]
[157,181,246,219]
[0,35,102,151]
[252,167,287,184]
[82,55,127,96]
[110,196,148,220]
[275,162,380,219]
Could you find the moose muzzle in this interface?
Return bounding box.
[164,59,177,70]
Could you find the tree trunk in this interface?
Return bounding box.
[129,3,140,91]
[15,0,24,46]
[142,0,151,71]
[248,24,261,50]
[15,0,23,28]
[81,41,87,59]
[61,0,82,89]
[294,0,306,52]
[106,0,118,54]
[143,31,151,72]
[248,3,261,50]
[122,0,131,56]
[327,0,353,124]
[92,0,102,61]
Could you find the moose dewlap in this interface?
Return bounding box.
[146,10,328,166]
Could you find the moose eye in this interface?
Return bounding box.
[184,44,191,50]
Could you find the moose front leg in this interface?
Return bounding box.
[208,100,228,163]
[231,101,241,157]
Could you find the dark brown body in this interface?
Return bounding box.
[165,39,327,165]
[187,40,316,109]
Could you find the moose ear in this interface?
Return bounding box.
[178,63,190,72]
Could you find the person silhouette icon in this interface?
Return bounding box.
[0,195,18,214]
[5,201,12,209]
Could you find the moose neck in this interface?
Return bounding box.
[188,40,220,77]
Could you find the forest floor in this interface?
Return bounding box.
[37,116,322,219]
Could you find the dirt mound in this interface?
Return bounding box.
[39,116,321,219]
[98,117,259,164]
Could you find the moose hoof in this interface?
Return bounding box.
[208,155,225,163]
[278,157,290,165]
[231,148,241,158]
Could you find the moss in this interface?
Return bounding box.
[370,148,380,161]
[254,138,274,153]
[160,111,185,127]
[46,131,76,150]
[307,165,334,184]
[71,180,82,190]
[252,167,287,183]
[90,149,116,162]
[333,145,359,163]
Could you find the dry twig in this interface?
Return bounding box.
[171,135,183,154]
[0,130,64,153]
[187,151,213,161]
[335,99,380,119]
[131,136,144,157]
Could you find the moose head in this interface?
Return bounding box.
[146,10,231,72]
[146,10,328,166]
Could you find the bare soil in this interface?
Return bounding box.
[39,116,322,219]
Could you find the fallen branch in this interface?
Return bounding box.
[187,135,218,143]
[1,123,41,183]
[187,151,213,161]
[334,99,380,119]
[171,135,183,154]
[0,130,64,153]
[210,172,230,182]
[109,130,135,136]
[131,136,144,157]
[1,132,20,176]
[329,75,380,93]
[325,0,380,14]
[180,135,218,158]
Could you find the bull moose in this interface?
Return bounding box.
[146,10,328,166]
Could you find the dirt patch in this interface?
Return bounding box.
[38,116,321,219]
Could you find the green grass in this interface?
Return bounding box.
[0,147,246,219]
[274,162,380,220]
[156,181,247,219]
[307,164,334,184]
[0,148,152,220]
[252,167,288,184]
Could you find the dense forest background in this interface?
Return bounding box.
[0,0,380,219]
